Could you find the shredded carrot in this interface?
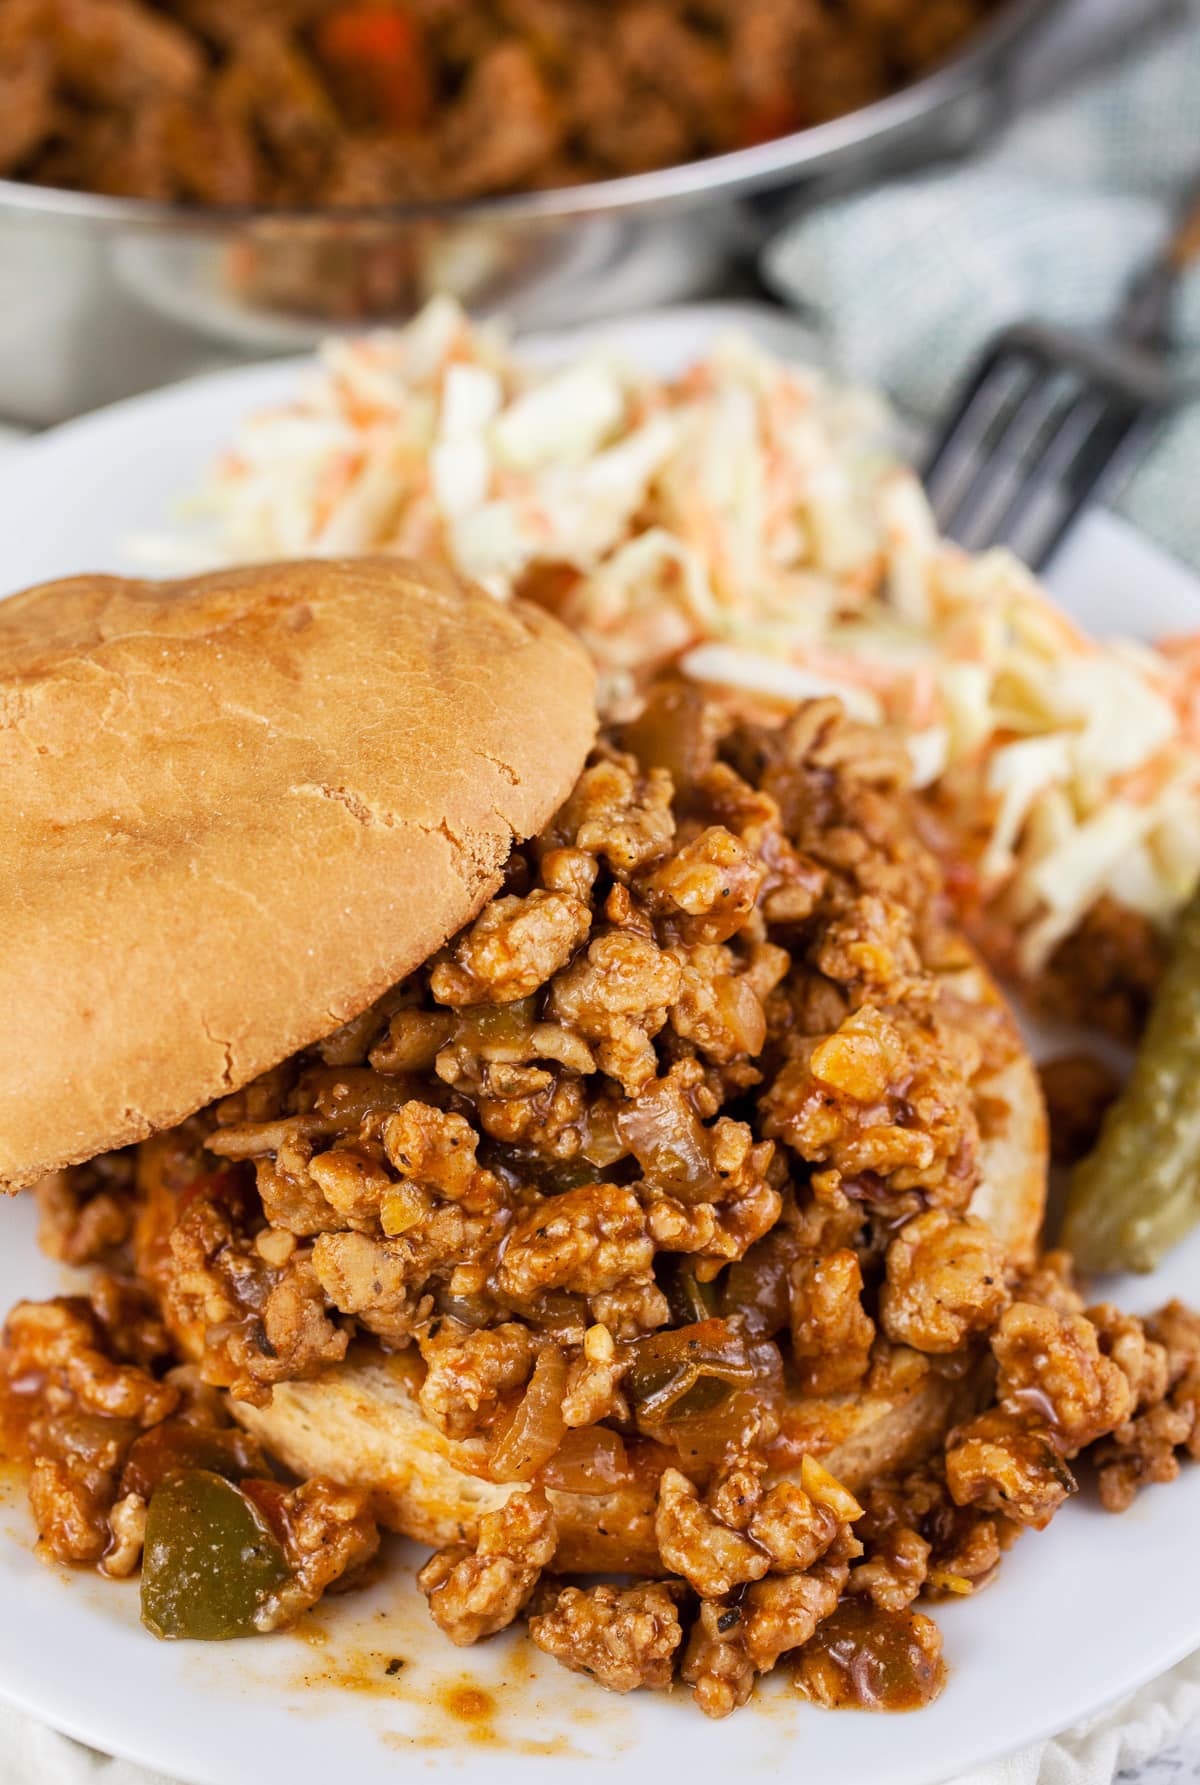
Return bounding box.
[311,450,363,534]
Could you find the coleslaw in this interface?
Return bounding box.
[136,297,1200,974]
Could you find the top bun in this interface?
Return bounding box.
[0,557,596,1190]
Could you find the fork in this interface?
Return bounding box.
[923,184,1200,569]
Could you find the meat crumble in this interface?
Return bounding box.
[0,0,1006,208]
[3,691,1196,1716]
[529,1580,682,1692]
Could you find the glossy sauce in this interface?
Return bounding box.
[439,1682,495,1725]
[791,1600,947,1712]
[291,1644,412,1698]
[288,1623,585,1760]
[0,1374,33,1463]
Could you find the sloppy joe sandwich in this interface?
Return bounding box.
[0,555,594,1188]
[2,557,1196,1720]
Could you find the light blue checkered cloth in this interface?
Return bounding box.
[763,2,1200,570]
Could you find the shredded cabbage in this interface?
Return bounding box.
[139,298,1200,971]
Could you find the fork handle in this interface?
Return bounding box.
[1115,182,1200,350]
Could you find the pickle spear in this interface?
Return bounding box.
[1064,889,1200,1273]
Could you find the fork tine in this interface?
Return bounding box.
[921,340,1035,514]
[923,336,1029,482]
[946,374,1076,555]
[921,348,1042,539]
[923,204,1185,566]
[973,388,1109,564]
[1028,405,1153,571]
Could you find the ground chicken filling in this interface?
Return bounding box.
[4,691,1198,1716]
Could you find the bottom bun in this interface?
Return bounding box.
[232,1342,984,1575]
[233,1347,664,1573]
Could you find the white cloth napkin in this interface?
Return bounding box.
[1,1650,1198,1785]
[763,0,1200,572]
[0,1710,170,1785]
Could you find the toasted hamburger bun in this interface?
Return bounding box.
[230,953,1045,1572]
[0,558,595,1191]
[954,953,1047,1270]
[234,1348,666,1574]
[230,1343,987,1575]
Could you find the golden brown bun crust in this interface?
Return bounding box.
[0,557,596,1190]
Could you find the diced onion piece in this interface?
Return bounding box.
[488,1347,568,1482]
[536,1426,630,1494]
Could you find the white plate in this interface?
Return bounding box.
[0,305,1198,1785]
